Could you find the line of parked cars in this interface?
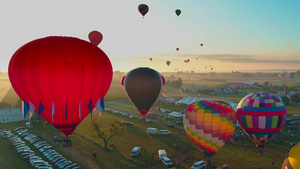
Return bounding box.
[1,128,52,169]
[14,127,81,169]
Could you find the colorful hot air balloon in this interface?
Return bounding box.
[236,92,287,149]
[166,61,171,66]
[138,4,149,17]
[183,100,237,158]
[122,67,164,116]
[9,36,113,136]
[88,30,103,46]
[281,143,300,169]
[175,9,181,16]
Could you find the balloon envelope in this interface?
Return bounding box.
[138,4,149,17]
[122,67,164,116]
[175,9,181,16]
[166,61,171,66]
[88,31,103,46]
[236,92,287,148]
[183,100,237,158]
[176,48,179,51]
[281,143,300,169]
[9,36,113,135]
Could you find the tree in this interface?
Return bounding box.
[290,94,300,104]
[263,81,269,87]
[290,72,296,79]
[281,96,289,106]
[91,119,126,149]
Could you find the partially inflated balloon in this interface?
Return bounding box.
[236,92,287,148]
[183,100,237,158]
[138,4,149,17]
[281,143,300,169]
[122,67,164,116]
[9,36,113,135]
[88,31,103,46]
[175,9,181,16]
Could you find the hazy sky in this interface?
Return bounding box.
[1,0,300,73]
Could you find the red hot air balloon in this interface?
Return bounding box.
[121,67,164,116]
[176,48,179,51]
[166,61,171,66]
[150,58,152,61]
[88,31,103,46]
[138,4,149,18]
[9,36,113,136]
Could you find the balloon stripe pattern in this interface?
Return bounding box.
[183,100,237,158]
[138,4,149,16]
[237,92,286,148]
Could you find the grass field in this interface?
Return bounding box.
[1,74,300,169]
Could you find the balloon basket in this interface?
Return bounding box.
[63,135,72,147]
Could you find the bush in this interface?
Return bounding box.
[281,96,289,106]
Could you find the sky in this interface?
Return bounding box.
[0,0,300,73]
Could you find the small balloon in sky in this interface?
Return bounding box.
[175,9,181,17]
[176,48,179,51]
[200,43,203,46]
[166,61,171,66]
[150,58,152,61]
[138,4,149,18]
[88,31,103,46]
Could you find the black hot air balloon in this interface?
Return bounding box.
[121,67,165,116]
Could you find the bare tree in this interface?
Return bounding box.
[91,120,126,149]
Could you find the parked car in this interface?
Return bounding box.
[161,157,173,166]
[166,123,175,128]
[131,147,141,157]
[158,130,171,135]
[216,164,229,169]
[191,161,207,169]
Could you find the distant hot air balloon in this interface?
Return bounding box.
[183,100,237,158]
[88,31,103,46]
[9,36,113,136]
[281,143,300,169]
[200,43,203,46]
[150,58,152,61]
[175,9,181,16]
[138,4,149,17]
[166,61,171,66]
[122,67,164,116]
[236,92,287,149]
[176,48,179,51]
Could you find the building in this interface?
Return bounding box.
[0,108,28,123]
[246,81,262,88]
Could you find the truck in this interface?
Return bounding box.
[158,149,167,160]
[147,127,158,134]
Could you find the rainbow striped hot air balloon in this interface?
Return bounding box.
[236,92,287,148]
[183,100,237,158]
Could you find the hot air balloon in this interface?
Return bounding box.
[176,48,179,51]
[138,4,149,17]
[121,67,164,116]
[150,58,152,61]
[236,92,287,150]
[166,61,171,66]
[175,9,181,16]
[200,44,203,46]
[88,30,103,46]
[183,100,237,158]
[281,143,300,169]
[9,36,113,137]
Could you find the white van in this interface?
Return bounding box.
[147,128,158,134]
[161,157,173,166]
[191,161,207,169]
[158,130,171,135]
[158,149,167,160]
[131,147,141,157]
